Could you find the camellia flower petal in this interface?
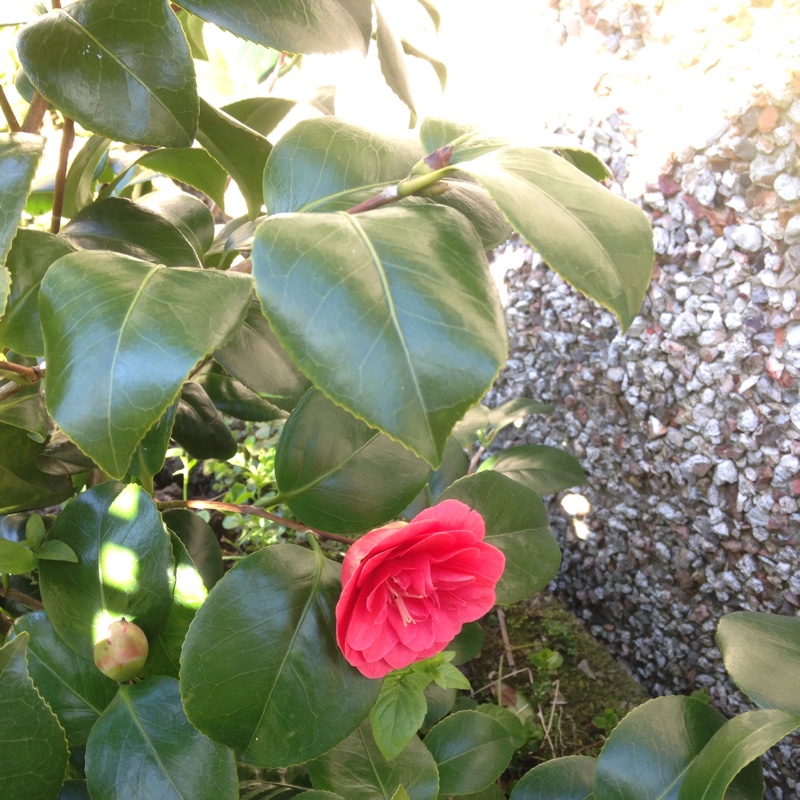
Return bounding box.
[336,499,505,679]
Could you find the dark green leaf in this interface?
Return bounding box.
[479,445,586,495]
[0,228,75,356]
[475,705,528,750]
[61,197,201,268]
[276,389,431,534]
[679,709,798,800]
[14,611,119,746]
[594,696,762,800]
[37,482,174,658]
[172,381,238,460]
[448,785,506,800]
[40,251,251,478]
[86,677,237,800]
[0,537,36,573]
[553,147,612,182]
[422,683,456,730]
[58,780,91,800]
[439,472,561,604]
[163,508,224,591]
[35,432,96,476]
[37,539,79,562]
[253,206,507,467]
[295,793,346,800]
[0,634,69,800]
[206,214,262,257]
[453,398,555,449]
[264,118,422,214]
[447,621,485,666]
[214,297,311,411]
[17,0,198,147]
[401,39,446,91]
[127,400,178,487]
[0,423,74,514]
[177,0,372,54]
[403,436,469,518]
[197,98,271,219]
[0,384,48,440]
[222,96,296,138]
[138,187,217,257]
[424,710,515,795]
[62,135,110,219]
[0,133,45,265]
[509,755,596,800]
[371,672,429,761]
[375,5,416,127]
[419,117,476,154]
[142,533,208,678]
[196,363,286,422]
[308,718,439,800]
[718,611,800,715]
[459,146,654,331]
[181,544,380,767]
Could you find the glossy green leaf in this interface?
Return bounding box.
[0,133,45,265]
[308,718,439,800]
[475,705,528,750]
[0,423,74,514]
[447,622,485,666]
[419,117,476,154]
[214,297,311,411]
[14,611,119,746]
[424,710,515,795]
[459,146,653,330]
[34,432,95,476]
[0,537,36,573]
[479,445,586,495]
[453,398,555,449]
[171,381,238,460]
[86,676,237,800]
[162,508,224,591]
[0,228,75,356]
[181,544,380,767]
[0,384,48,440]
[678,709,798,800]
[717,611,800,715]
[594,696,762,800]
[403,436,468,518]
[553,147,612,182]
[276,389,431,534]
[37,482,174,658]
[138,190,216,257]
[127,400,177,488]
[222,96,296,137]
[37,540,79,562]
[206,214,262,258]
[142,533,208,678]
[422,683,456,729]
[61,197,201,268]
[196,363,286,422]
[0,634,70,800]
[177,0,372,54]
[264,117,422,214]
[509,755,596,800]
[106,148,228,212]
[253,206,507,467]
[62,135,110,219]
[296,793,346,800]
[439,472,561,604]
[371,672,429,761]
[197,99,271,219]
[17,0,198,147]
[375,5,416,127]
[401,39,446,91]
[448,785,506,800]
[40,251,251,478]
[176,8,209,60]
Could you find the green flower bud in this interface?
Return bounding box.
[93,618,148,681]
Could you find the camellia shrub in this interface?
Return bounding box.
[1,2,799,799]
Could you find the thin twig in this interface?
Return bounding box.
[1,588,44,611]
[467,445,486,475]
[0,86,21,132]
[496,605,516,669]
[155,499,356,545]
[21,92,49,134]
[0,360,43,383]
[537,703,558,759]
[0,382,25,402]
[345,185,400,215]
[51,116,75,233]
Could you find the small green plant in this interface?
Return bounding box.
[591,707,620,734]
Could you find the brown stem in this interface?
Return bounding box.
[229,257,252,274]
[345,185,400,215]
[1,588,44,611]
[0,86,21,132]
[21,92,49,135]
[467,445,485,475]
[51,117,75,233]
[495,605,516,669]
[0,360,43,383]
[0,382,25,402]
[156,499,356,545]
[52,0,62,8]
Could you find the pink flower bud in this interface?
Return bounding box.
[93,618,149,681]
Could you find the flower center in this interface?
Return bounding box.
[390,576,425,626]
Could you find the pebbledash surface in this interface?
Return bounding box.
[487,70,800,798]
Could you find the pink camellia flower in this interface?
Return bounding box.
[335,499,505,679]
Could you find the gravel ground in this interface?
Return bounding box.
[486,2,800,796]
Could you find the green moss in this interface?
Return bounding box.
[464,594,650,777]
